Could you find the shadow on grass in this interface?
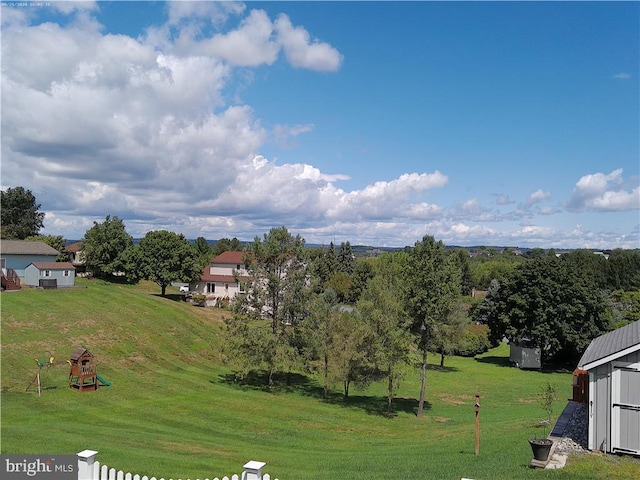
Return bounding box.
[151,293,186,303]
[427,363,459,373]
[216,371,426,418]
[90,275,133,285]
[216,371,317,394]
[474,356,573,374]
[474,355,513,367]
[538,365,574,374]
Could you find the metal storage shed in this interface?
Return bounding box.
[509,338,542,369]
[577,320,640,456]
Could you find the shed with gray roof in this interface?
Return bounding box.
[25,262,76,288]
[577,320,640,456]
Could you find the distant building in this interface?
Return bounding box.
[65,241,86,272]
[189,251,250,306]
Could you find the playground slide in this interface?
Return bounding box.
[96,374,112,386]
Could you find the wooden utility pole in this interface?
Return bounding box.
[474,393,480,455]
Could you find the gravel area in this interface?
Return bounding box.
[552,402,588,455]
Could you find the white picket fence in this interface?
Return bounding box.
[77,450,278,480]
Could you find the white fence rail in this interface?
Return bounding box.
[77,450,278,480]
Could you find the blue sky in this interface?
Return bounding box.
[1,1,638,248]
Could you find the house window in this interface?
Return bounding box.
[63,270,70,277]
[236,264,241,270]
[207,283,215,293]
[44,270,51,277]
[224,283,229,291]
[238,282,246,293]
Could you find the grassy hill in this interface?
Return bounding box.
[1,279,638,479]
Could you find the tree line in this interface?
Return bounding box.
[224,227,466,416]
[3,186,640,415]
[222,227,640,416]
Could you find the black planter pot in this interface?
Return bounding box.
[529,438,553,461]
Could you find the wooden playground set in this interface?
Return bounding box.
[27,348,111,396]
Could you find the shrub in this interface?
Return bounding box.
[456,323,491,357]
[192,294,207,307]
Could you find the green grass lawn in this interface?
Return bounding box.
[2,279,639,479]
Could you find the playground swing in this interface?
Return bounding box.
[26,349,112,396]
[26,357,71,397]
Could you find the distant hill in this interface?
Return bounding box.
[65,239,621,258]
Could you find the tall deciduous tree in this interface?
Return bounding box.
[138,230,201,296]
[211,237,243,257]
[331,308,374,399]
[1,187,45,239]
[82,215,133,277]
[606,249,640,291]
[194,236,212,257]
[228,227,310,385]
[357,252,412,415]
[561,249,608,289]
[611,290,640,326]
[325,271,351,303]
[298,288,342,398]
[469,257,523,291]
[404,235,461,417]
[474,256,612,364]
[348,259,375,303]
[472,279,505,346]
[430,300,469,368]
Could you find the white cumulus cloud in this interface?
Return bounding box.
[526,189,551,205]
[275,14,344,71]
[567,169,639,212]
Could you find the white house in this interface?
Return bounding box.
[65,241,87,272]
[189,251,250,305]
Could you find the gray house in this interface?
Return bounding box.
[24,262,76,288]
[577,320,640,456]
[0,240,60,277]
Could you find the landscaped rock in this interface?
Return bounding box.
[552,402,588,455]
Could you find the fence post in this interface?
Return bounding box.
[242,461,266,480]
[77,450,99,480]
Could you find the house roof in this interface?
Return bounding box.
[212,251,246,264]
[0,240,60,256]
[201,273,236,283]
[66,242,83,253]
[30,262,76,270]
[577,320,640,370]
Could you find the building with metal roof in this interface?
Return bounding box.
[577,320,640,456]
